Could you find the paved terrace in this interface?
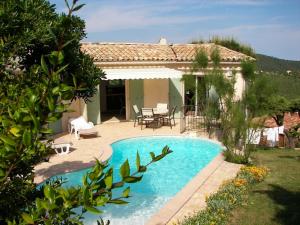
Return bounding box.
[34,121,182,183]
[34,121,242,225]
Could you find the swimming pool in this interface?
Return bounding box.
[52,136,221,225]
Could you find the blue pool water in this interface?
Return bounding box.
[50,136,221,225]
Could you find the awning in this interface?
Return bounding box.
[102,68,183,80]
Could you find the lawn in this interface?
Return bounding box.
[228,149,300,225]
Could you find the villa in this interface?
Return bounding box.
[50,38,251,133]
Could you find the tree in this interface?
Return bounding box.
[244,74,276,118]
[0,1,171,224]
[188,46,267,163]
[265,95,290,126]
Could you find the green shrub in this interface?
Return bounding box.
[223,150,249,164]
[180,166,268,225]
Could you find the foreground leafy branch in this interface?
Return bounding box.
[8,147,172,225]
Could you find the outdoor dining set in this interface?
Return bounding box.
[132,103,177,129]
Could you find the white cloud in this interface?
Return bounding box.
[83,3,221,32]
[208,24,283,35]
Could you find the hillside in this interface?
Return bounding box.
[256,54,300,73]
[256,54,300,100]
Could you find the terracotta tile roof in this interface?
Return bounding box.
[171,43,250,62]
[81,42,252,63]
[264,112,300,130]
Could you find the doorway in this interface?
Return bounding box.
[100,79,126,122]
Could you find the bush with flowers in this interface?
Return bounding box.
[180,166,268,225]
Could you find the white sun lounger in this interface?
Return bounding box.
[70,116,98,139]
[76,127,98,140]
[47,138,73,155]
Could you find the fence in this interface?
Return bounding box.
[180,105,219,134]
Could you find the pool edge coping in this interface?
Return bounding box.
[145,152,224,225]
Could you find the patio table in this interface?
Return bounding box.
[153,108,169,116]
[152,108,169,127]
[141,108,163,129]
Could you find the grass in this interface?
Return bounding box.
[228,149,300,225]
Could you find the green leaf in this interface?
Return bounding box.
[49,51,58,65]
[112,181,124,188]
[72,3,85,12]
[95,196,108,206]
[122,187,130,198]
[0,169,5,178]
[40,128,53,134]
[136,151,140,171]
[52,86,60,95]
[35,198,42,211]
[72,74,77,87]
[47,97,55,111]
[55,64,68,74]
[0,135,16,147]
[21,213,34,224]
[44,186,54,201]
[153,154,165,162]
[150,152,155,160]
[104,175,112,189]
[104,168,113,189]
[61,84,72,92]
[123,176,143,183]
[22,116,32,122]
[120,159,130,179]
[88,171,95,181]
[85,206,102,214]
[162,146,170,154]
[82,174,88,186]
[83,187,89,204]
[41,55,49,75]
[138,165,147,173]
[30,94,37,103]
[64,0,70,10]
[47,116,59,122]
[22,130,31,146]
[9,127,20,137]
[57,51,64,64]
[108,199,128,205]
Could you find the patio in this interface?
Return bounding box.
[34,120,181,184]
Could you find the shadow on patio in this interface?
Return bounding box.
[35,159,96,183]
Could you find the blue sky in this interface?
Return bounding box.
[51,0,300,60]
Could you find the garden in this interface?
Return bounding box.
[181,148,300,225]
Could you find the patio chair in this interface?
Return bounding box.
[132,105,142,127]
[70,116,98,139]
[156,103,168,114]
[141,108,159,130]
[162,106,177,129]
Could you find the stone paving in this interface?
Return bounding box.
[34,121,181,183]
[34,121,242,225]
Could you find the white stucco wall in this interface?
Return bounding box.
[234,72,245,100]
